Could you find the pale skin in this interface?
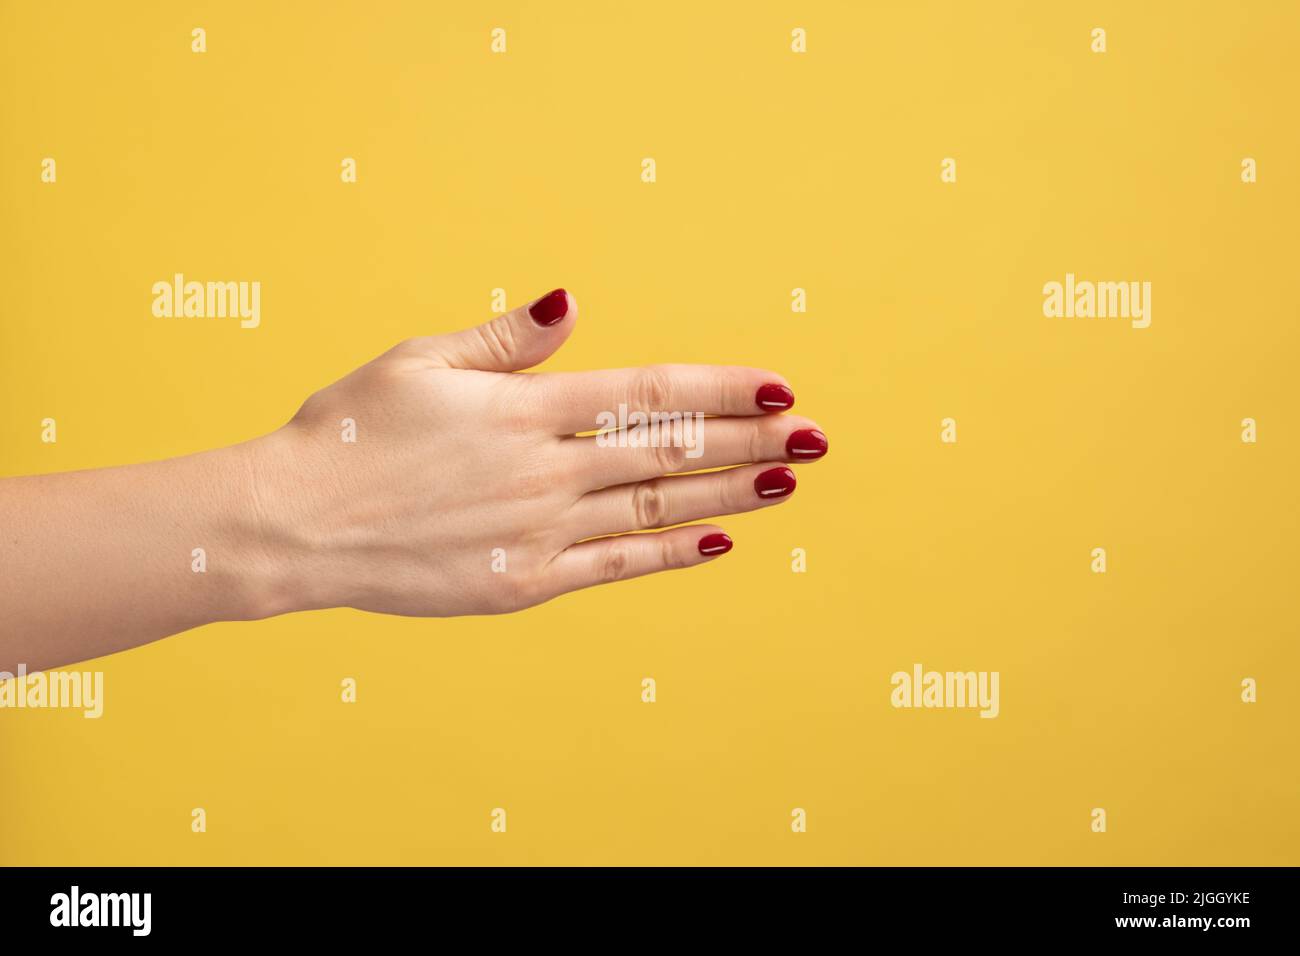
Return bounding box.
[0,290,828,673]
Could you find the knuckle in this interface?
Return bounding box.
[484,586,518,614]
[507,574,545,611]
[650,439,687,474]
[659,535,687,570]
[718,473,745,514]
[513,464,552,501]
[633,366,673,412]
[475,317,518,366]
[598,545,632,583]
[483,556,548,613]
[631,481,668,529]
[747,420,768,464]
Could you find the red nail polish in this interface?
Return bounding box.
[754,466,796,499]
[528,288,568,326]
[755,383,794,412]
[786,428,828,460]
[698,532,733,556]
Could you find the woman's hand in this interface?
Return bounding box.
[259,289,829,618]
[0,289,828,671]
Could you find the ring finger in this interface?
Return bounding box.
[568,463,799,540]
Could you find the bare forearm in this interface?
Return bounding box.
[0,437,297,672]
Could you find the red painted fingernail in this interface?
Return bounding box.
[755,383,794,412]
[528,289,568,326]
[698,532,733,556]
[754,466,797,499]
[786,428,828,460]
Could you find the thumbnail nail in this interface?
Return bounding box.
[528,289,569,326]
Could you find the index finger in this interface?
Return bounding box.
[534,364,794,435]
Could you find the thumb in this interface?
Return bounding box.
[425,288,576,372]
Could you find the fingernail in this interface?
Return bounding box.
[754,466,797,499]
[786,428,828,461]
[755,383,794,412]
[528,288,568,326]
[698,532,733,556]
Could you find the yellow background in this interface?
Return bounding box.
[2,0,1297,865]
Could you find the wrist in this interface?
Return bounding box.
[220,430,331,621]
